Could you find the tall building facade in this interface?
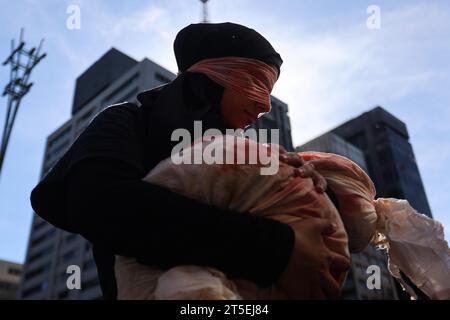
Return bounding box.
[296,133,398,300]
[331,106,432,218]
[19,48,294,299]
[0,259,22,300]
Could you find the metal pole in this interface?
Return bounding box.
[0,28,46,179]
[199,0,210,23]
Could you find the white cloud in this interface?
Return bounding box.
[262,3,450,146]
[109,6,170,40]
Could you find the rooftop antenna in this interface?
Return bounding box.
[199,0,210,23]
[0,28,46,179]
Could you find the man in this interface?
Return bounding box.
[30,22,345,299]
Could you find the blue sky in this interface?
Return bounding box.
[0,0,449,264]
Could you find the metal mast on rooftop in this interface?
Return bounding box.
[0,28,46,179]
[200,0,210,23]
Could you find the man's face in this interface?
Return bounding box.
[220,87,270,129]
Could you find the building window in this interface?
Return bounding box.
[24,262,52,280]
[76,108,95,127]
[28,244,54,264]
[0,280,17,291]
[155,72,171,84]
[114,87,139,104]
[31,229,56,247]
[102,72,140,105]
[62,249,78,263]
[48,126,71,149]
[7,267,22,276]
[34,220,48,231]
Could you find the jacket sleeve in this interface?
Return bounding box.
[55,156,295,288]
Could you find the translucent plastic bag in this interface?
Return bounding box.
[373,198,450,299]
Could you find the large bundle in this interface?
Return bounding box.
[292,152,450,299]
[115,136,450,300]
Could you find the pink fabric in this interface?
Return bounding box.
[186,56,279,112]
[298,152,378,253]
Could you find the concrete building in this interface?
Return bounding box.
[0,259,22,300]
[20,48,294,299]
[331,106,432,218]
[296,132,398,300]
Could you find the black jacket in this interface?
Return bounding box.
[30,72,295,299]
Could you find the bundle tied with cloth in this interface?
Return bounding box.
[114,137,450,300]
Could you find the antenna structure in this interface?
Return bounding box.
[1,28,46,178]
[199,0,210,23]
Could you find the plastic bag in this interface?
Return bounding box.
[373,198,450,299]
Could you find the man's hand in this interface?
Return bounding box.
[272,215,350,299]
[275,145,328,193]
